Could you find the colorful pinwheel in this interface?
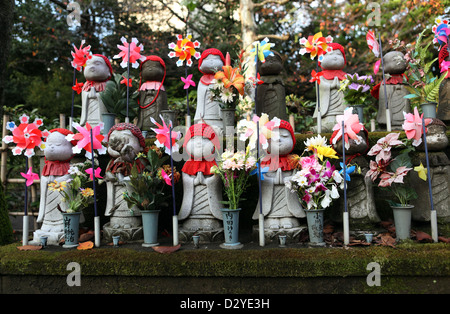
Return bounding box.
[21,167,39,186]
[181,74,196,89]
[113,37,146,69]
[249,37,275,63]
[331,107,364,150]
[366,30,380,58]
[214,65,246,96]
[432,18,450,46]
[299,32,333,61]
[402,107,432,147]
[2,114,49,157]
[310,70,323,84]
[85,167,103,180]
[168,34,201,67]
[150,115,181,155]
[71,40,92,71]
[66,122,107,158]
[237,114,281,150]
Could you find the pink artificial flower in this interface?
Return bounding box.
[21,167,39,186]
[366,159,390,182]
[299,155,319,171]
[161,169,172,186]
[85,167,103,180]
[120,76,132,87]
[71,40,92,71]
[378,166,411,187]
[113,37,146,69]
[68,122,106,158]
[181,74,196,89]
[367,132,403,162]
[441,60,450,73]
[402,107,431,147]
[150,115,181,155]
[332,108,364,149]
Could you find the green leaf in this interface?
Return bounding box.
[390,152,412,172]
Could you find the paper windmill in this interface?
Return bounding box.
[168,34,201,67]
[85,167,103,180]
[71,40,92,71]
[181,74,196,89]
[299,32,333,61]
[21,167,39,186]
[366,30,380,58]
[249,37,275,64]
[150,115,181,155]
[66,122,107,158]
[237,114,281,150]
[402,107,431,147]
[331,108,364,150]
[432,18,450,46]
[113,37,146,69]
[2,114,49,157]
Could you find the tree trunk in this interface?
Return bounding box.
[0,0,15,112]
[239,0,257,79]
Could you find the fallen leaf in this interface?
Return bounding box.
[17,245,42,251]
[323,224,334,234]
[152,244,181,254]
[379,233,396,248]
[415,230,432,243]
[79,232,94,242]
[77,241,94,250]
[438,236,450,243]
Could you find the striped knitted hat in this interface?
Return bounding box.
[107,123,146,148]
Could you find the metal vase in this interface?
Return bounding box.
[305,209,326,246]
[352,105,364,123]
[221,108,235,130]
[62,212,81,248]
[101,113,116,139]
[391,205,413,241]
[141,210,160,247]
[420,103,437,119]
[220,208,243,249]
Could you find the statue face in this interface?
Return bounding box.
[185,136,215,160]
[199,54,224,74]
[383,51,407,74]
[268,128,294,156]
[258,54,283,76]
[320,49,345,70]
[107,129,142,162]
[142,60,165,82]
[84,55,110,82]
[44,132,73,161]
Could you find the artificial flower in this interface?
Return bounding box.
[402,107,431,147]
[304,135,330,152]
[248,73,264,87]
[378,166,411,187]
[237,114,280,150]
[113,37,146,69]
[250,163,269,180]
[181,74,196,89]
[48,180,67,192]
[150,115,181,155]
[72,79,84,94]
[71,40,92,71]
[120,76,132,87]
[440,60,450,73]
[80,187,94,197]
[249,37,275,63]
[214,65,246,96]
[160,168,172,186]
[220,88,235,103]
[366,30,380,57]
[67,122,107,158]
[299,32,333,60]
[332,107,364,150]
[414,163,427,181]
[168,34,201,67]
[21,167,39,186]
[315,146,339,161]
[367,132,403,162]
[339,162,355,182]
[85,167,103,180]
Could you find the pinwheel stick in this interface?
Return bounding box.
[422,116,438,242]
[169,125,179,246]
[377,30,392,132]
[342,120,349,246]
[23,157,29,245]
[126,43,131,123]
[316,60,322,134]
[70,67,76,132]
[90,128,100,247]
[256,121,265,247]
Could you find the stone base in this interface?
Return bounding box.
[252,224,307,244]
[178,227,224,244]
[30,229,64,246]
[103,222,143,242]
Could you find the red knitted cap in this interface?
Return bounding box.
[198,48,225,74]
[277,120,296,152]
[319,43,346,68]
[49,128,77,146]
[138,55,166,108]
[107,123,146,148]
[439,44,449,70]
[183,123,220,150]
[93,54,113,79]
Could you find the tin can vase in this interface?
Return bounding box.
[305,209,326,247]
[62,212,81,248]
[141,210,160,247]
[220,208,243,249]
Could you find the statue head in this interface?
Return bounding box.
[267,120,295,156]
[140,55,166,82]
[198,48,225,74]
[83,54,113,82]
[183,123,220,160]
[257,51,283,76]
[44,129,76,161]
[107,123,145,163]
[383,51,407,74]
[319,43,346,70]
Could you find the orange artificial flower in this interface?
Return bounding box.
[214,65,245,96]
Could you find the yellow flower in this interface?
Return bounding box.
[48,180,67,191]
[315,146,338,161]
[80,187,94,197]
[414,163,427,181]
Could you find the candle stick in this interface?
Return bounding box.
[256,121,264,247]
[422,116,438,242]
[169,125,179,246]
[342,120,349,246]
[377,30,392,132]
[90,128,100,247]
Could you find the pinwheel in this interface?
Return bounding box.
[299,32,333,61]
[181,74,196,89]
[432,18,450,46]
[249,37,275,64]
[71,40,92,71]
[402,106,431,147]
[67,122,107,158]
[366,30,380,58]
[113,37,146,69]
[21,167,39,187]
[332,107,364,150]
[85,167,103,180]
[150,115,181,155]
[168,34,201,67]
